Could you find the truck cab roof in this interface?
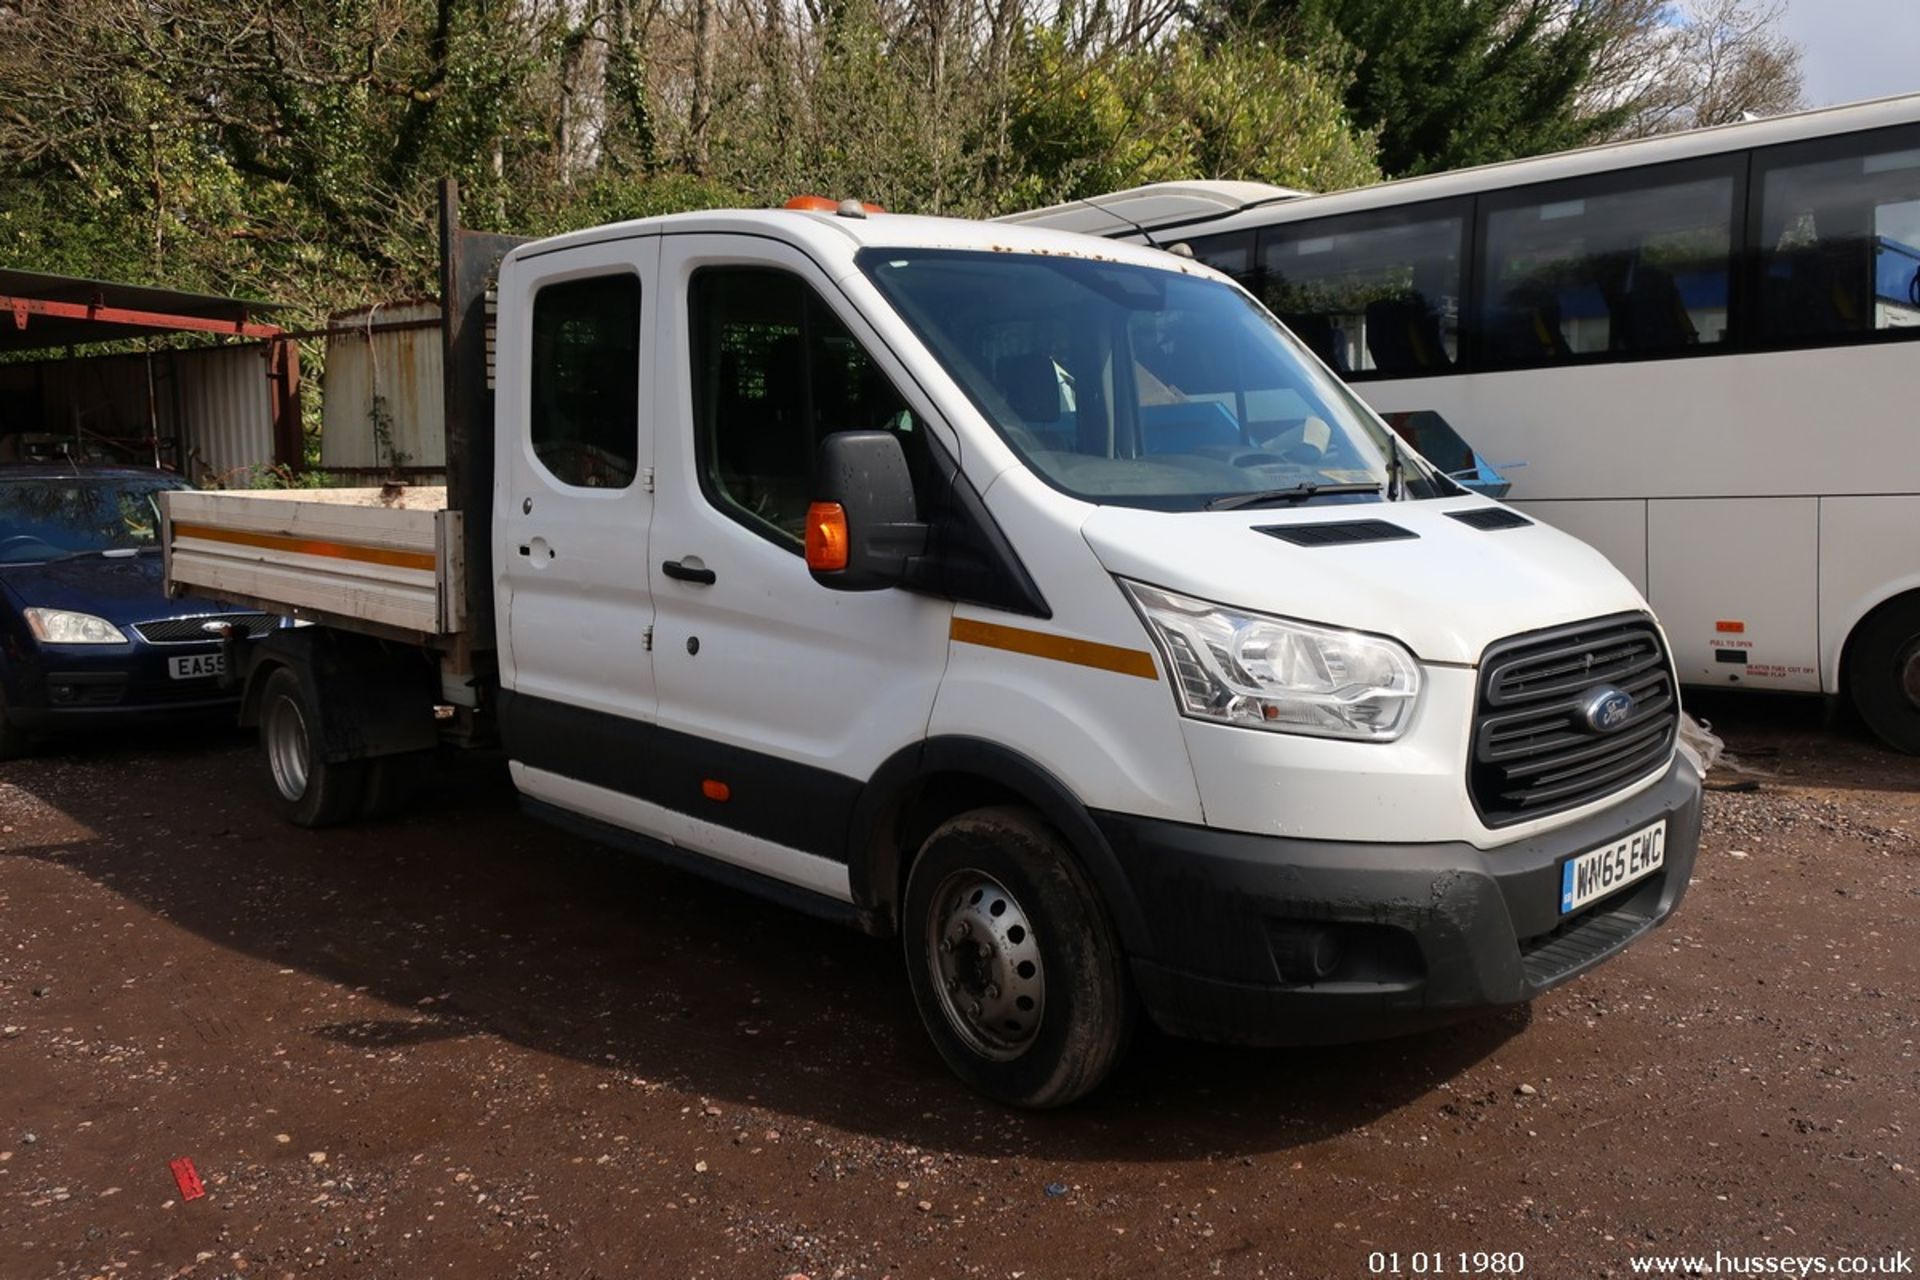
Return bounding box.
[508,208,1215,279]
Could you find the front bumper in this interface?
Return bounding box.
[1094,756,1702,1045]
[2,642,240,734]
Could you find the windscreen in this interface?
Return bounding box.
[0,477,186,563]
[859,249,1448,511]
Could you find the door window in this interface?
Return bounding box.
[689,268,926,548]
[529,274,642,489]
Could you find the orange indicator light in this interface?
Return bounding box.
[805,502,850,572]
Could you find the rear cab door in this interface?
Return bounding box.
[494,233,660,742]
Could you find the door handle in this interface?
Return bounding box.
[662,558,717,586]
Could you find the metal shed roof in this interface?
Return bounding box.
[0,268,287,354]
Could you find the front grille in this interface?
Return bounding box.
[133,612,276,644]
[1469,614,1678,826]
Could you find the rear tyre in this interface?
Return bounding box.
[1846,594,1920,754]
[260,666,365,827]
[902,806,1133,1108]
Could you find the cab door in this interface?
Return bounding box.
[495,235,659,744]
[642,234,955,895]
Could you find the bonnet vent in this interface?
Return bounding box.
[1257,520,1418,547]
[1447,508,1534,531]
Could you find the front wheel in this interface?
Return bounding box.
[902,806,1132,1108]
[1846,594,1920,754]
[259,666,366,826]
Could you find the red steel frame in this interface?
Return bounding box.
[3,293,284,340]
[2,291,303,469]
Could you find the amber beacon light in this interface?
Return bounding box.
[784,194,886,217]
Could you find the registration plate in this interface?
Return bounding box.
[1559,819,1666,914]
[168,652,225,681]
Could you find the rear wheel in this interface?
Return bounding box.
[260,666,365,826]
[1846,594,1920,754]
[902,806,1132,1108]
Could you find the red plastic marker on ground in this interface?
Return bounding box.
[168,1157,205,1201]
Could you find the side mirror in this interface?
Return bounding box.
[806,431,928,591]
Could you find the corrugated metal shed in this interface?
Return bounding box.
[0,341,284,480]
[320,301,446,471]
[176,345,276,483]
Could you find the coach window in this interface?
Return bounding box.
[1754,126,1920,344]
[1476,167,1736,367]
[1258,207,1465,379]
[1182,231,1256,285]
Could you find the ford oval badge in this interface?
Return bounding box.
[1581,685,1635,734]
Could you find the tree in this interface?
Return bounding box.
[0,0,1382,327]
[1585,0,1805,138]
[1213,0,1621,176]
[1003,28,1379,208]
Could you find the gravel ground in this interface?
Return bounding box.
[0,694,1914,1280]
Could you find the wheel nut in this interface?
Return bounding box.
[939,938,952,953]
[985,984,1000,1000]
[969,1001,982,1017]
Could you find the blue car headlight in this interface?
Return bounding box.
[24,608,130,645]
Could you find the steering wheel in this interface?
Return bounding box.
[0,535,55,555]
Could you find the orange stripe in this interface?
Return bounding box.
[950,616,1158,681]
[172,521,437,572]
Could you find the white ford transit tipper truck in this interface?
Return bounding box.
[163,184,1701,1107]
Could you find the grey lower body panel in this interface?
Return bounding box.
[1094,756,1703,1046]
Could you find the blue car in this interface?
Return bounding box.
[0,466,277,758]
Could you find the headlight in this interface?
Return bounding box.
[1122,580,1422,741]
[23,608,129,645]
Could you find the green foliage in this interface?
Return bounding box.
[239,463,339,491]
[0,0,1380,328]
[1003,28,1379,208]
[517,173,747,239]
[1218,0,1625,176]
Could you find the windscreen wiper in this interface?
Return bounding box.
[1206,481,1383,512]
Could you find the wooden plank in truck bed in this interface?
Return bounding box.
[163,488,465,640]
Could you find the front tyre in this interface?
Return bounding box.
[903,806,1132,1108]
[1847,594,1920,754]
[260,666,365,827]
